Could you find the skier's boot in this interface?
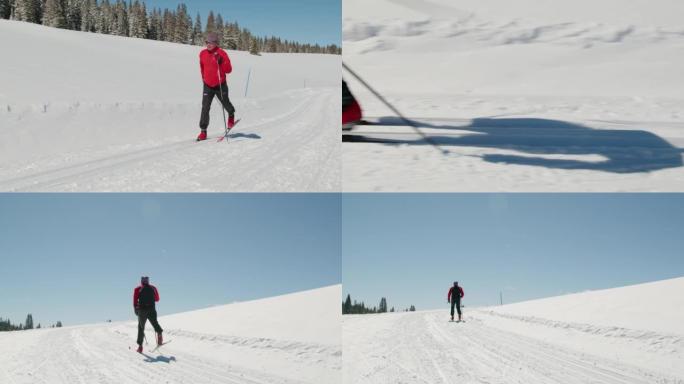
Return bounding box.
[228,115,235,129]
[196,130,207,141]
[136,344,143,353]
[450,315,454,321]
[458,314,462,322]
[157,332,163,346]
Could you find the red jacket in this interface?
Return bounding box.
[133,284,160,308]
[447,286,464,302]
[200,47,232,87]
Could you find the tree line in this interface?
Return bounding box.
[0,0,341,55]
[342,294,416,314]
[0,314,62,331]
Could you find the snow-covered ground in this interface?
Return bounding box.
[0,20,340,191]
[342,0,684,191]
[0,285,341,384]
[343,277,684,383]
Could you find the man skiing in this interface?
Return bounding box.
[447,281,464,321]
[342,80,362,130]
[197,32,236,141]
[133,276,163,353]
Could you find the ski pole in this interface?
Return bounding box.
[216,54,229,139]
[342,62,449,155]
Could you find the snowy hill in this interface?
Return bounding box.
[0,285,341,384]
[0,20,340,191]
[342,0,684,191]
[343,277,684,383]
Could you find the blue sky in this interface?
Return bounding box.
[343,194,684,312]
[0,194,341,327]
[145,0,341,46]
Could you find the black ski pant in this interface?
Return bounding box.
[450,299,462,318]
[137,307,163,345]
[199,82,235,130]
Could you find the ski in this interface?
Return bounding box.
[217,118,241,142]
[150,340,172,352]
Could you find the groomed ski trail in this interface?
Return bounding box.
[0,323,332,384]
[343,310,681,384]
[0,88,339,192]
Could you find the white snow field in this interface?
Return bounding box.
[0,285,342,384]
[343,277,684,384]
[0,20,340,192]
[342,0,684,191]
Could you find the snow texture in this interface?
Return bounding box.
[0,285,341,384]
[0,20,340,192]
[342,0,684,191]
[343,277,684,383]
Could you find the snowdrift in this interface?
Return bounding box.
[342,0,684,191]
[0,285,341,384]
[0,20,340,191]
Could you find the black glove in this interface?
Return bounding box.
[215,54,223,65]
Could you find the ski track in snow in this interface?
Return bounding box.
[0,88,339,192]
[344,311,682,384]
[1,324,331,384]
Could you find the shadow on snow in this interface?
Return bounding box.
[344,117,683,173]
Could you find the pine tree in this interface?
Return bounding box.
[13,0,41,22]
[205,10,214,35]
[409,305,416,312]
[65,0,82,30]
[379,297,388,313]
[173,3,190,44]
[249,36,259,55]
[24,314,33,330]
[56,321,63,327]
[191,12,202,45]
[43,0,66,28]
[343,294,352,314]
[0,0,13,19]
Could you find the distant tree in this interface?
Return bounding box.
[174,2,190,43]
[249,36,259,55]
[13,0,41,22]
[191,12,202,45]
[390,307,395,312]
[379,297,388,313]
[24,314,34,330]
[56,321,63,327]
[36,323,41,329]
[204,10,214,34]
[343,294,352,314]
[0,0,13,19]
[409,305,416,312]
[43,0,66,28]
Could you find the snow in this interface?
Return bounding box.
[343,277,684,383]
[342,0,684,191]
[0,20,340,191]
[0,285,341,384]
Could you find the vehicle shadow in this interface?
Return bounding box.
[345,117,683,173]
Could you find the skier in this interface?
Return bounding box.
[197,32,236,141]
[133,276,163,353]
[342,80,362,130]
[447,281,464,321]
